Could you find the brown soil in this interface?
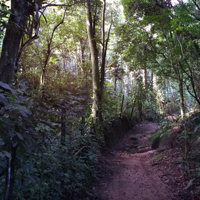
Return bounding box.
[94,123,192,200]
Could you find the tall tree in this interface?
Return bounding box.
[85,0,112,123]
[0,0,34,83]
[118,0,200,116]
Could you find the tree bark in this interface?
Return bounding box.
[85,0,100,121]
[0,0,33,83]
[179,75,185,118]
[100,0,106,92]
[100,0,112,92]
[144,67,148,90]
[61,106,66,145]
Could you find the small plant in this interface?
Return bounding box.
[172,112,200,199]
[149,153,166,163]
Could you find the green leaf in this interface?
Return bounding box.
[9,131,15,137]
[0,160,6,168]
[25,97,34,109]
[0,81,12,91]
[40,120,61,127]
[0,93,8,103]
[4,151,11,159]
[194,124,200,132]
[0,152,4,158]
[19,111,28,118]
[16,132,24,140]
[13,105,32,116]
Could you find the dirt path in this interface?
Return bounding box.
[94,123,190,200]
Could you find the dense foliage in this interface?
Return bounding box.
[1,0,200,199]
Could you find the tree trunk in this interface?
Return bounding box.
[0,0,33,83]
[179,74,185,118]
[4,142,17,200]
[80,38,88,87]
[100,0,106,92]
[143,67,148,91]
[100,0,112,96]
[150,70,154,111]
[40,8,67,86]
[61,106,66,145]
[85,0,100,121]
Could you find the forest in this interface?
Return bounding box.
[1,0,200,199]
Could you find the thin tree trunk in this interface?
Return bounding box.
[120,95,124,117]
[80,38,86,76]
[100,0,106,92]
[61,106,66,145]
[114,77,117,92]
[144,67,148,90]
[100,0,112,92]
[150,71,154,112]
[179,74,185,118]
[40,8,67,86]
[4,141,17,200]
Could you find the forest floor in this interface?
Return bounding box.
[93,122,192,200]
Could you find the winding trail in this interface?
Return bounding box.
[95,123,190,200]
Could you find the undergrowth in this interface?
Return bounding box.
[0,80,100,200]
[0,79,133,200]
[150,112,200,199]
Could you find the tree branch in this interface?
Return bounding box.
[178,0,200,21]
[42,1,82,9]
